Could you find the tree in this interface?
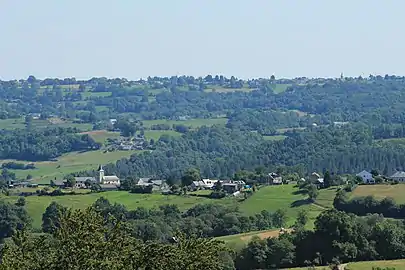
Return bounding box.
[1,207,230,270]
[307,184,319,201]
[272,209,287,228]
[371,169,379,177]
[294,209,308,229]
[15,197,26,207]
[0,201,31,240]
[323,171,331,188]
[42,202,67,234]
[65,175,76,188]
[181,168,201,187]
[214,180,222,191]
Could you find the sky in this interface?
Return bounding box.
[0,0,404,80]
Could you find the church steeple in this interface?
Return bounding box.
[98,165,104,183]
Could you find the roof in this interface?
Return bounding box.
[192,181,205,186]
[311,172,321,178]
[317,178,324,183]
[151,180,163,186]
[356,170,372,176]
[391,171,405,178]
[100,184,119,189]
[74,177,95,183]
[223,183,238,187]
[103,175,119,181]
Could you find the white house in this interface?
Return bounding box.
[390,171,405,182]
[356,170,374,184]
[202,179,219,189]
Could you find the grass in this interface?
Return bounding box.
[2,191,217,229]
[81,91,112,98]
[263,135,287,141]
[143,130,182,141]
[273,84,292,93]
[0,118,92,131]
[5,150,141,184]
[351,184,405,204]
[288,259,405,269]
[204,87,254,93]
[143,118,228,129]
[216,228,289,251]
[216,186,337,250]
[80,130,121,144]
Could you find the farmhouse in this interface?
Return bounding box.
[191,180,206,190]
[390,171,405,182]
[202,179,219,189]
[268,173,283,185]
[137,178,168,191]
[356,170,374,184]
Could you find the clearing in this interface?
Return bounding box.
[143,118,228,129]
[216,228,292,251]
[289,259,405,270]
[263,135,287,141]
[5,150,141,184]
[351,184,405,204]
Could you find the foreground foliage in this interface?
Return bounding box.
[0,207,233,270]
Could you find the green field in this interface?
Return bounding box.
[2,191,216,229]
[143,130,182,140]
[289,259,405,270]
[351,184,405,204]
[143,118,228,129]
[263,135,287,141]
[0,118,92,131]
[273,84,292,93]
[3,184,336,233]
[81,130,121,144]
[81,91,112,98]
[5,150,141,184]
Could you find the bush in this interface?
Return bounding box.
[209,191,226,199]
[131,185,153,194]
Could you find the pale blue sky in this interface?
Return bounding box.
[0,0,403,80]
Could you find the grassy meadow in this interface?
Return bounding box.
[142,117,228,129]
[288,259,405,270]
[5,149,141,184]
[3,184,336,232]
[350,184,405,204]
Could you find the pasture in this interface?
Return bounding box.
[143,130,182,140]
[5,184,336,233]
[6,149,141,184]
[143,117,228,129]
[0,118,92,131]
[263,135,287,141]
[2,191,216,229]
[351,184,405,204]
[289,259,405,270]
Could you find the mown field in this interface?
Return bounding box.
[3,184,337,239]
[288,259,405,270]
[216,186,337,250]
[350,184,405,204]
[142,117,228,129]
[0,118,93,131]
[4,149,142,184]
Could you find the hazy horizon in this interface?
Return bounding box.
[1,0,404,80]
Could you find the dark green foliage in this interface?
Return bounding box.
[0,200,31,240]
[0,127,100,161]
[1,207,232,270]
[42,202,67,234]
[236,209,405,269]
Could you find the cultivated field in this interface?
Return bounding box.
[142,118,228,129]
[351,184,405,204]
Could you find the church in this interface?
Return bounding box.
[67,165,120,189]
[96,165,120,185]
